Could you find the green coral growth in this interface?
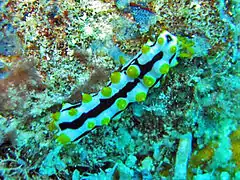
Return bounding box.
[178,36,195,59]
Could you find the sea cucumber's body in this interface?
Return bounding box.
[52,31,179,144]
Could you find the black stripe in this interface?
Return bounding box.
[121,53,142,72]
[169,54,176,65]
[111,109,124,120]
[72,54,177,140]
[59,79,140,130]
[60,103,82,112]
[73,109,125,141]
[59,51,164,130]
[150,40,157,47]
[149,54,176,90]
[73,126,98,142]
[137,51,163,78]
[166,35,172,43]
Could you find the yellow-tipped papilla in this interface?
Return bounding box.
[143,75,156,88]
[141,44,151,54]
[159,63,170,74]
[158,37,165,45]
[101,86,112,97]
[119,55,126,65]
[170,45,177,54]
[68,108,78,116]
[126,65,140,79]
[87,121,95,129]
[51,112,60,121]
[48,121,58,131]
[135,92,147,102]
[116,98,128,110]
[101,117,111,125]
[110,72,121,84]
[57,133,71,145]
[82,93,92,103]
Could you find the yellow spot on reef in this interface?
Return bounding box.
[101,86,112,97]
[230,127,240,171]
[141,45,150,54]
[68,108,78,116]
[126,65,140,79]
[56,133,71,145]
[135,92,147,102]
[230,127,240,141]
[110,72,121,84]
[159,63,170,74]
[82,93,92,103]
[116,98,128,110]
[189,142,217,168]
[143,75,155,88]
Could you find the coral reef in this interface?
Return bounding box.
[0,0,239,179]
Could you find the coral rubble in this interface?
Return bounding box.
[0,0,239,179]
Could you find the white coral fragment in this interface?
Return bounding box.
[173,133,192,180]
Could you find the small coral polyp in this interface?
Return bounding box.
[53,31,179,144]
